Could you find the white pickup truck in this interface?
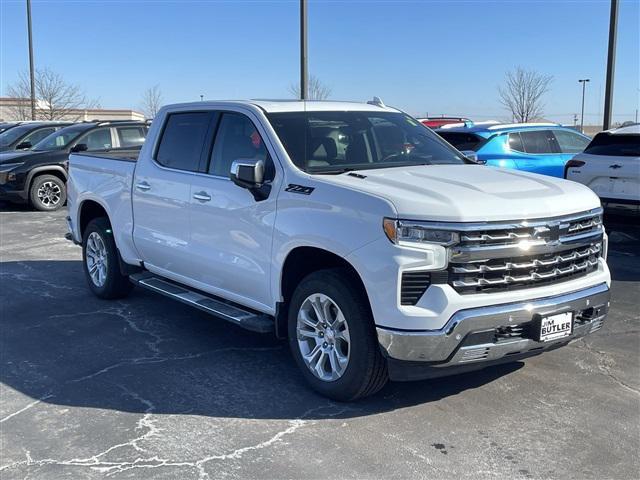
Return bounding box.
[67,100,611,400]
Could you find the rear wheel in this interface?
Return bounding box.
[82,217,133,299]
[288,268,388,401]
[29,174,66,211]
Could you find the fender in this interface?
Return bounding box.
[25,165,68,191]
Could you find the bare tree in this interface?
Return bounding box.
[289,75,332,100]
[498,67,553,123]
[140,85,163,119]
[6,68,97,121]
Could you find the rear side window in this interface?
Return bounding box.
[583,133,640,157]
[437,132,487,151]
[156,112,212,171]
[553,130,590,153]
[519,130,558,154]
[117,127,147,147]
[209,113,268,177]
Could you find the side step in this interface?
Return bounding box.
[129,272,274,333]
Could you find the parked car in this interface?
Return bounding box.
[436,123,591,177]
[67,100,610,401]
[565,124,640,216]
[0,120,147,211]
[417,117,471,129]
[0,121,73,152]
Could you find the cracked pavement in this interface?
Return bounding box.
[0,205,638,479]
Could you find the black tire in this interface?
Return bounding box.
[82,217,133,299]
[288,268,388,401]
[29,174,66,211]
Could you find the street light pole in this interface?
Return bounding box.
[299,0,308,100]
[26,0,36,120]
[603,0,619,130]
[579,79,590,134]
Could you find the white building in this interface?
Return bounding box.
[0,97,145,122]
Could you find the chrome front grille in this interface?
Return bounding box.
[448,209,603,294]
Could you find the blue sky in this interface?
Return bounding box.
[1,0,638,124]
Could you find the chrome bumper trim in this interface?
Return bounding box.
[377,282,610,363]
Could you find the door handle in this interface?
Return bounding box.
[193,192,212,202]
[136,181,151,191]
[609,164,622,169]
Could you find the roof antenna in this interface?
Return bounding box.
[367,96,385,108]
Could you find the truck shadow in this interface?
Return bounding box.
[1,260,525,421]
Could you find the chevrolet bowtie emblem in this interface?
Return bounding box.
[533,224,560,242]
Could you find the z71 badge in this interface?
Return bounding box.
[285,184,315,195]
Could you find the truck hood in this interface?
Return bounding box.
[320,165,601,222]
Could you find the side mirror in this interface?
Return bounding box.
[230,159,264,188]
[15,141,32,150]
[230,159,271,201]
[460,150,485,164]
[71,143,88,153]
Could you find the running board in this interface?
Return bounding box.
[129,273,274,333]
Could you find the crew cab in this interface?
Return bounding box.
[0,120,147,211]
[67,100,611,401]
[565,124,639,216]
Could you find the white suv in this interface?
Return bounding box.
[566,124,640,216]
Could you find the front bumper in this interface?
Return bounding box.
[377,282,610,380]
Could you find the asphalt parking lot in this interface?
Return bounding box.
[0,205,638,480]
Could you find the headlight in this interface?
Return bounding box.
[383,218,459,247]
[0,162,24,172]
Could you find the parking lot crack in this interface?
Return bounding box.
[574,339,639,396]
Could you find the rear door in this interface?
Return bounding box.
[132,111,216,279]
[188,110,279,311]
[514,129,563,176]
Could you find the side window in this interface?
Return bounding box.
[117,127,146,147]
[156,112,212,172]
[209,113,268,177]
[553,130,590,154]
[81,128,113,151]
[508,132,524,152]
[519,130,557,154]
[22,127,56,146]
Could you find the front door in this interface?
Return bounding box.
[132,111,215,279]
[189,110,279,311]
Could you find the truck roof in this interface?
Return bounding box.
[163,99,401,114]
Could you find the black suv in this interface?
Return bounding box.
[0,122,73,152]
[0,120,148,211]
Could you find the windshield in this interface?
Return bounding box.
[0,124,36,147]
[32,124,90,151]
[267,111,466,173]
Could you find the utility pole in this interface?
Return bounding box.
[26,0,36,120]
[603,0,618,130]
[299,0,308,100]
[579,79,590,134]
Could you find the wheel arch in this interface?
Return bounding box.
[275,246,372,338]
[26,166,67,192]
[78,199,111,240]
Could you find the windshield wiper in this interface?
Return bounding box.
[311,167,359,175]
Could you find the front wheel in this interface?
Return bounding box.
[288,268,388,401]
[82,217,133,299]
[29,174,66,211]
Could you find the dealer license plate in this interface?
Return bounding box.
[538,312,573,342]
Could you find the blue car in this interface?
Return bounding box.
[436,123,591,178]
